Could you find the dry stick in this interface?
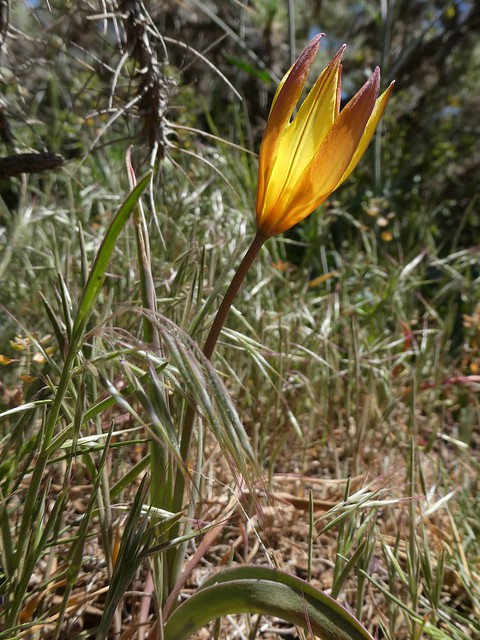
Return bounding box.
[0,152,64,177]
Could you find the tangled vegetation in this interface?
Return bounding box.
[0,1,479,638]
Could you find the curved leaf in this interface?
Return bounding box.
[71,171,151,343]
[164,565,373,640]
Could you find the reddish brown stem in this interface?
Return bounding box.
[202,230,267,359]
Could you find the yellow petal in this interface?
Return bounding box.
[255,33,394,238]
[256,34,324,227]
[269,33,325,115]
[283,45,345,181]
[261,47,345,221]
[263,45,345,222]
[337,80,395,186]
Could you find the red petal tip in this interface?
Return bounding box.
[311,33,325,43]
[331,44,347,65]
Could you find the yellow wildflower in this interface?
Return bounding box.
[256,34,394,237]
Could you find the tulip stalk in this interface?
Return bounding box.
[202,230,267,359]
[170,230,266,553]
[169,34,393,592]
[201,32,394,376]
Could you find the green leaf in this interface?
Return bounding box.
[224,54,272,83]
[71,172,151,343]
[163,565,374,640]
[95,476,153,640]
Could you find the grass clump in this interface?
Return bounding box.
[1,1,480,639]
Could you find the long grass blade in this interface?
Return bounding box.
[71,172,151,343]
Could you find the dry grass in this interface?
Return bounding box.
[1,2,480,639]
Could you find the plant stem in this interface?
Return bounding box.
[177,228,267,485]
[183,228,266,463]
[202,230,267,359]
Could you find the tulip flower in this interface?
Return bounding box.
[256,33,394,238]
[200,35,394,362]
[176,37,395,537]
